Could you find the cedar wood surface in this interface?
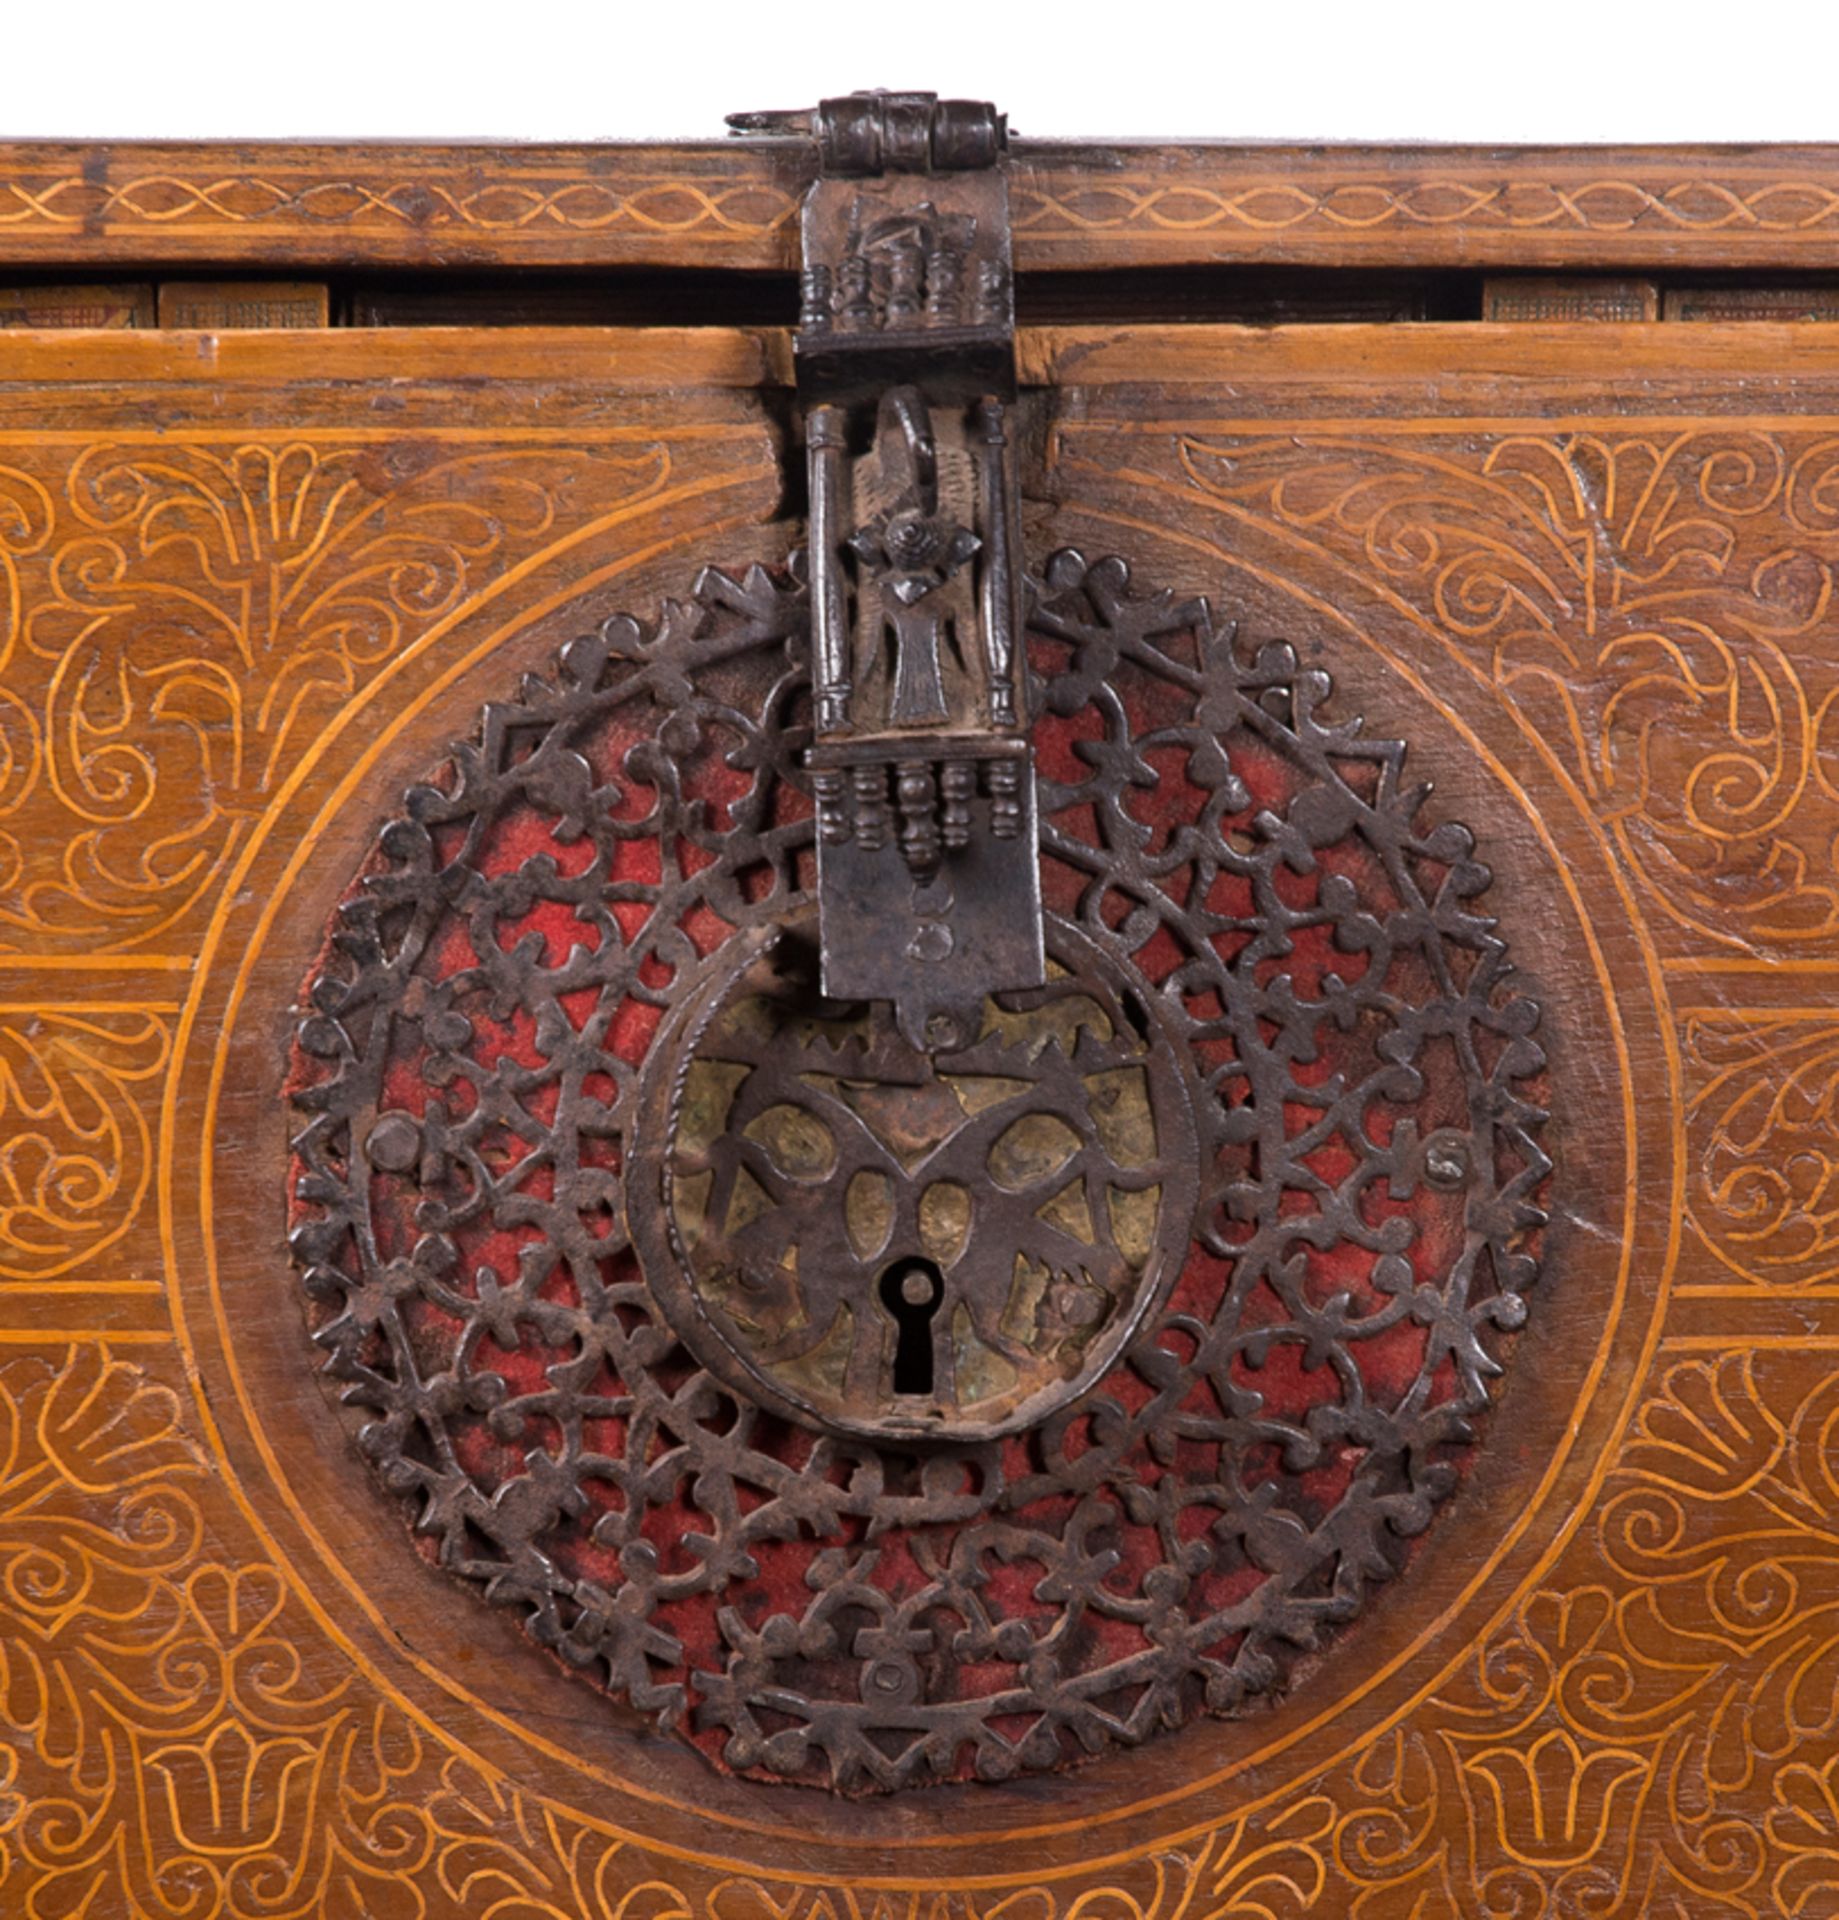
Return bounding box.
[0,138,1836,268]
[0,134,1835,1916]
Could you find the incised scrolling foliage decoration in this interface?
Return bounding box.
[5,372,1834,1908]
[0,436,676,956]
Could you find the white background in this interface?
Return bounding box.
[6,0,1829,143]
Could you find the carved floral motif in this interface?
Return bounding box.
[0,1342,1227,1917]
[1063,426,1839,951]
[0,1006,170,1283]
[3,354,1830,1902]
[11,1343,1839,1914]
[0,437,674,954]
[1320,1348,1839,1918]
[1683,1010,1839,1288]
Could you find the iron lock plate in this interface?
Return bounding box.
[774,91,1045,1050]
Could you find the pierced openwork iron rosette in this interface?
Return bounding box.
[287,551,1551,1793]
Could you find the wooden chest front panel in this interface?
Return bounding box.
[2,319,1836,1918]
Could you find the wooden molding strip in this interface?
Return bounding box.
[2,140,1839,271]
[1015,318,1839,386]
[0,324,788,387]
[1014,144,1839,270]
[3,321,1839,396]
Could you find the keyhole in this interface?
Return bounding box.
[880,1257,944,1397]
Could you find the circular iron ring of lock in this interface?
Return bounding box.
[287,550,1551,1794]
[633,914,1201,1446]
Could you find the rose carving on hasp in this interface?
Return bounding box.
[286,549,1551,1793]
